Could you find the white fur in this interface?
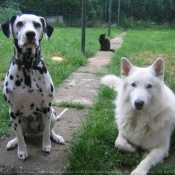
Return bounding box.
[11,14,46,48]
[101,57,175,175]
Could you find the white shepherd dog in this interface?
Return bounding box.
[100,57,175,175]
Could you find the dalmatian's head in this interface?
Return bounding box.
[1,14,54,49]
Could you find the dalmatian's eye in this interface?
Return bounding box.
[34,22,41,28]
[17,22,23,28]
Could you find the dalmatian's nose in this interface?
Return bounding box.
[26,31,36,41]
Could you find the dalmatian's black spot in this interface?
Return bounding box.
[15,123,18,127]
[10,75,14,80]
[43,66,47,74]
[29,89,33,93]
[4,94,7,102]
[33,112,39,115]
[50,84,54,92]
[14,127,16,131]
[43,107,49,114]
[30,103,34,108]
[5,81,8,86]
[15,80,21,86]
[18,119,21,124]
[39,69,43,74]
[39,87,43,92]
[49,93,53,98]
[6,88,9,94]
[24,75,31,87]
[10,112,16,119]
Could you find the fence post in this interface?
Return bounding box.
[81,0,86,54]
[108,0,112,36]
[118,0,120,28]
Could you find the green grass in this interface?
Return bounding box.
[0,27,121,137]
[66,29,175,174]
[53,101,87,109]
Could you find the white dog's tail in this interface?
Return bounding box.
[100,74,121,91]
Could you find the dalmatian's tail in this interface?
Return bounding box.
[56,108,68,120]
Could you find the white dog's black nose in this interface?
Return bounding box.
[135,99,144,110]
[26,31,36,41]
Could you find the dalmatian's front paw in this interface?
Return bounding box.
[42,144,51,153]
[18,149,28,161]
[6,137,18,150]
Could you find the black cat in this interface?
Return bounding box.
[99,34,114,52]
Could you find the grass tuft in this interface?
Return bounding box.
[53,102,87,109]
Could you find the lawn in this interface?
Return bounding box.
[0,27,120,136]
[66,29,175,175]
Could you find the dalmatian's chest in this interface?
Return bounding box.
[3,62,54,116]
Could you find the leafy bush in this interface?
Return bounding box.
[0,0,21,23]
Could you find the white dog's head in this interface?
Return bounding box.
[121,57,164,111]
[1,14,54,49]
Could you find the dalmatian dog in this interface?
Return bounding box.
[1,14,66,160]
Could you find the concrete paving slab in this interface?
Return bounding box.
[54,72,100,106]
[0,107,87,174]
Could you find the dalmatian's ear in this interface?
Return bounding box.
[40,17,54,40]
[1,16,17,39]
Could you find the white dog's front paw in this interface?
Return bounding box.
[115,138,136,152]
[42,144,51,153]
[6,138,18,150]
[131,168,147,175]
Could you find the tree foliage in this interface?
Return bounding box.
[0,0,175,27]
[0,0,21,23]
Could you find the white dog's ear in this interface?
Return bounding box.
[121,57,133,78]
[151,57,164,79]
[40,17,54,40]
[1,15,17,38]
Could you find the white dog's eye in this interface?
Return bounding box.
[17,22,23,28]
[131,82,136,87]
[146,84,152,89]
[33,22,41,28]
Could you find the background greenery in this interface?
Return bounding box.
[0,0,175,28]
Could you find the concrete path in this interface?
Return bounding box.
[0,32,126,174]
